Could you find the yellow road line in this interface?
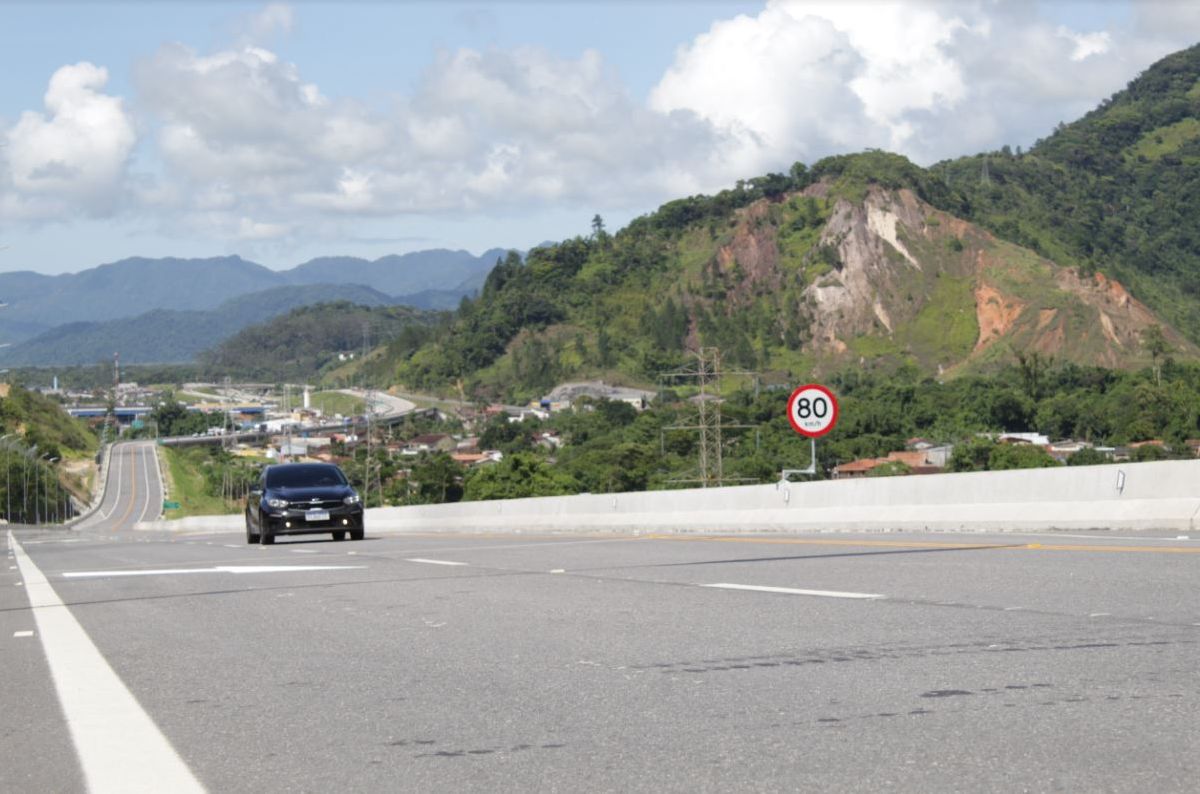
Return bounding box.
[113,446,140,531]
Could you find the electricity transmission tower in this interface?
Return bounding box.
[660,347,759,487]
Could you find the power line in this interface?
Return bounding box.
[659,347,759,487]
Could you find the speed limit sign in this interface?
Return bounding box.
[787,384,839,438]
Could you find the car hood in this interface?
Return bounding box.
[268,485,355,501]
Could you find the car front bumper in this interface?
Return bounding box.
[262,505,364,535]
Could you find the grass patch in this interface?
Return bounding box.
[898,274,978,366]
[309,391,365,417]
[848,334,903,358]
[160,446,235,519]
[1125,118,1200,161]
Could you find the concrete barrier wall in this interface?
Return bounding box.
[143,460,1200,535]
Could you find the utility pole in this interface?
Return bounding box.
[362,322,374,506]
[660,347,759,487]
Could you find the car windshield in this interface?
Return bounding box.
[265,465,347,488]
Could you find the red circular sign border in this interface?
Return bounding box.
[787,383,839,438]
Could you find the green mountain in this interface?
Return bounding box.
[198,301,439,382]
[389,45,1200,402]
[937,42,1200,340]
[0,284,397,366]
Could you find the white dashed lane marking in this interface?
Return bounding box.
[406,558,469,567]
[702,583,885,600]
[61,565,367,579]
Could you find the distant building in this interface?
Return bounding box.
[542,381,655,412]
[1046,440,1094,463]
[833,448,951,479]
[998,432,1051,446]
[451,451,502,467]
[402,434,456,455]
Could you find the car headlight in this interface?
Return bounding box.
[267,498,288,509]
[343,493,361,505]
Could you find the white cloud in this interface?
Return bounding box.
[2,62,136,218]
[1058,27,1112,61]
[239,3,295,43]
[7,2,1200,262]
[237,217,290,240]
[649,0,1199,168]
[128,40,732,234]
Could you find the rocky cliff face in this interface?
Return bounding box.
[726,183,1198,371]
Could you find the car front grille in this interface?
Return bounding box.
[285,499,344,510]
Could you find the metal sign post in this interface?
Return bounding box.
[780,384,839,482]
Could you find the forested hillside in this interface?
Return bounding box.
[939,43,1200,339]
[198,302,438,382]
[387,44,1200,403]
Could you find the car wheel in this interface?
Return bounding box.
[332,530,346,541]
[245,512,260,544]
[260,523,275,545]
[350,526,365,541]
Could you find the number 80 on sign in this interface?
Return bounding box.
[786,384,839,438]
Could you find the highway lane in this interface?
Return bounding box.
[75,441,163,532]
[4,526,1198,792]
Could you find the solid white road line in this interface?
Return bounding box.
[702,583,886,599]
[406,558,469,566]
[94,444,126,525]
[62,565,367,579]
[9,530,206,794]
[136,444,154,525]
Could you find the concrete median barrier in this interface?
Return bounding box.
[135,460,1200,535]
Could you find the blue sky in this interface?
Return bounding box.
[1,1,1197,275]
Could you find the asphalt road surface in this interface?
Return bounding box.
[74,441,163,532]
[5,507,1199,793]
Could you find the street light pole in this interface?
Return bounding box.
[32,454,38,525]
[46,456,59,524]
[22,444,36,524]
[1,434,12,524]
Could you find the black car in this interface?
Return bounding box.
[246,463,364,545]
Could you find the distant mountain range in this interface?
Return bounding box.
[0,247,511,365]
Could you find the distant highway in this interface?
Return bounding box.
[337,387,416,418]
[74,441,163,531]
[158,389,417,447]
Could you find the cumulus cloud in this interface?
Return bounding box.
[650,0,1199,169]
[7,1,1200,255]
[2,62,136,218]
[130,40,731,235]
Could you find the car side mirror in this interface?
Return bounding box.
[250,488,262,496]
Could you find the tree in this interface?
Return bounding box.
[463,453,576,501]
[988,443,1060,470]
[947,436,996,472]
[1067,447,1108,466]
[1141,324,1172,386]
[408,452,464,504]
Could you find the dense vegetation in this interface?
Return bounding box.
[384,356,1198,506]
[0,385,97,523]
[198,301,439,382]
[937,43,1200,340]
